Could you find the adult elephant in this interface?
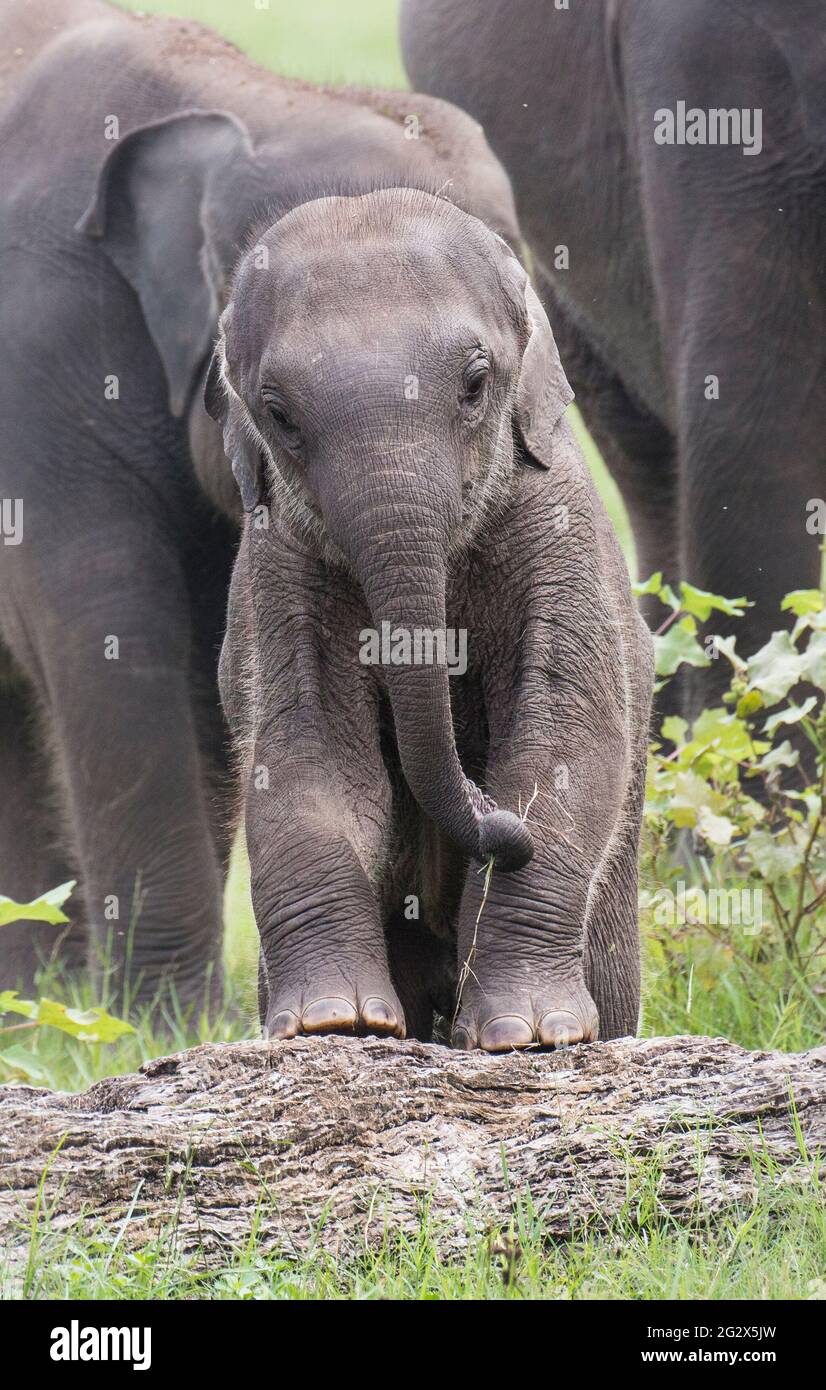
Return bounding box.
[0,0,521,1004]
[402,0,826,718]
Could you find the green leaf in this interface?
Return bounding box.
[0,991,132,1042]
[754,740,800,773]
[678,583,749,622]
[0,991,35,1019]
[763,697,818,734]
[745,828,805,880]
[713,634,747,671]
[781,589,824,618]
[654,619,712,677]
[0,880,76,929]
[670,770,727,828]
[32,999,134,1043]
[690,707,754,761]
[748,632,806,705]
[696,806,735,847]
[632,572,662,598]
[660,715,688,747]
[802,631,826,693]
[738,795,768,824]
[735,689,764,718]
[0,1047,52,1085]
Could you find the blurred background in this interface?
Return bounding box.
[118,0,409,87]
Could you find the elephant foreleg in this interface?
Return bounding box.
[451,597,644,1051]
[245,761,405,1041]
[227,536,405,1040]
[21,529,225,1011]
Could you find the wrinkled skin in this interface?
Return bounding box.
[0,0,652,1045]
[214,188,653,1049]
[401,0,826,723]
[0,0,519,1005]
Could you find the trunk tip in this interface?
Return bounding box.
[478,810,534,872]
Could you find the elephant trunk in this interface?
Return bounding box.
[338,474,533,872]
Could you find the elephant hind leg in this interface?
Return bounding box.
[0,657,86,993]
[385,911,455,1043]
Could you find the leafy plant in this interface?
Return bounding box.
[639,577,826,1026]
[0,883,133,1081]
[0,881,75,929]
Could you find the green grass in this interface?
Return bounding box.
[3,0,818,1303]
[114,0,408,87]
[641,906,826,1054]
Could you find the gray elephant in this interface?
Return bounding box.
[0,0,652,1047]
[401,0,826,722]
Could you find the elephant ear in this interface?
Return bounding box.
[76,109,253,417]
[203,336,265,513]
[514,278,574,470]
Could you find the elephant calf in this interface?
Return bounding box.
[213,189,654,1049]
[0,0,652,1046]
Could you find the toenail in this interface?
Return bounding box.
[267,1010,300,1040]
[538,1010,583,1048]
[301,997,358,1033]
[361,997,400,1032]
[479,1014,534,1052]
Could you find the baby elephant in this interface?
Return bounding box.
[211,185,653,1051]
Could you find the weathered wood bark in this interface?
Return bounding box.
[1,1035,825,1259]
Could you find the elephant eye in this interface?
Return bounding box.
[261,389,302,452]
[461,354,490,405]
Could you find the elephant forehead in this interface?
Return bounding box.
[239,190,506,317]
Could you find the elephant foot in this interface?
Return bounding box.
[264,970,405,1041]
[452,975,598,1053]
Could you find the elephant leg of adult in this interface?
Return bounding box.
[677,327,826,719]
[621,1,826,720]
[0,665,85,992]
[540,277,679,606]
[34,531,225,1012]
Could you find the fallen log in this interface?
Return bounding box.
[1,1035,824,1259]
